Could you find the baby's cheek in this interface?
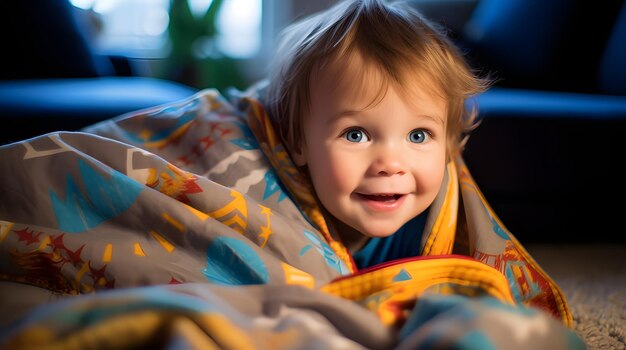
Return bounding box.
[416,157,446,194]
[327,156,359,193]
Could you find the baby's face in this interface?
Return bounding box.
[291,55,447,249]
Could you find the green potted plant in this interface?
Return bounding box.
[165,0,245,91]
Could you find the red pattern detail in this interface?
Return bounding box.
[66,245,85,265]
[173,175,203,204]
[50,234,67,251]
[199,135,215,149]
[501,242,560,320]
[8,228,115,294]
[168,277,182,284]
[175,122,233,166]
[88,261,107,282]
[104,279,116,289]
[378,291,417,329]
[147,165,203,204]
[191,144,204,158]
[474,250,504,272]
[14,228,42,246]
[210,122,233,138]
[176,155,193,166]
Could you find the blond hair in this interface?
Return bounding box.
[266,0,488,157]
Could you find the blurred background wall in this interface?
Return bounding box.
[66,0,337,92]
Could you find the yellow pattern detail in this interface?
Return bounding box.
[134,242,146,257]
[146,168,158,186]
[74,262,90,286]
[2,327,56,349]
[151,231,175,253]
[38,235,51,251]
[208,190,248,219]
[0,221,13,243]
[259,227,272,248]
[102,244,113,263]
[185,203,209,221]
[423,161,458,256]
[208,190,248,234]
[162,212,185,233]
[4,310,229,350]
[322,257,515,326]
[281,263,315,289]
[222,216,247,234]
[142,122,195,149]
[259,205,273,248]
[139,130,153,142]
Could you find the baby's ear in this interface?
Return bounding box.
[288,141,307,166]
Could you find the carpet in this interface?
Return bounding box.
[528,244,626,350]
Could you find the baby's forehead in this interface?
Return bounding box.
[310,54,447,112]
[306,63,447,129]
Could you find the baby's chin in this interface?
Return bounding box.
[328,214,408,247]
[355,222,405,239]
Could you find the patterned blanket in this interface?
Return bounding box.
[0,88,584,349]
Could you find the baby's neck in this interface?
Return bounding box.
[326,215,370,254]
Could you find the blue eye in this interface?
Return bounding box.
[408,129,429,143]
[343,129,369,143]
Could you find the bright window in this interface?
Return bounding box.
[69,0,262,59]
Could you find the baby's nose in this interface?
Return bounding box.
[376,163,406,176]
[370,146,406,176]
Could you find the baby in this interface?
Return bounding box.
[266,0,487,268]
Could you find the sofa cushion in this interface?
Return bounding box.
[474,87,626,119]
[462,0,625,93]
[463,87,626,243]
[598,3,626,95]
[0,77,198,144]
[462,0,576,88]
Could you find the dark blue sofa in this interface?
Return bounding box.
[423,0,626,243]
[0,0,198,145]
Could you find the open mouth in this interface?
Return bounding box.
[356,193,403,202]
[354,192,407,212]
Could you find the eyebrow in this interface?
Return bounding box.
[329,110,445,126]
[418,113,446,126]
[326,110,359,125]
